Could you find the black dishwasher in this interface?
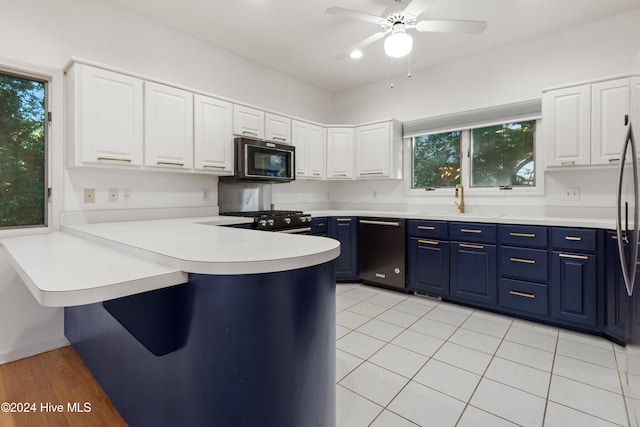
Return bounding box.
[358,218,406,291]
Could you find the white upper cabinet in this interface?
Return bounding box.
[591,78,629,165]
[233,104,264,139]
[544,85,591,167]
[292,120,325,179]
[355,120,402,179]
[630,76,640,146]
[68,63,143,167]
[194,94,234,175]
[144,81,194,170]
[326,128,354,179]
[265,113,292,144]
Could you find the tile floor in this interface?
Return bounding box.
[335,283,640,427]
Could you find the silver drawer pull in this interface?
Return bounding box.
[360,172,384,175]
[242,130,258,136]
[97,157,131,163]
[336,218,352,222]
[272,137,287,142]
[565,236,582,241]
[461,228,482,234]
[510,232,535,238]
[460,243,484,250]
[510,257,536,264]
[417,226,436,230]
[559,253,588,260]
[560,160,576,165]
[157,161,184,167]
[332,173,347,177]
[418,240,439,246]
[360,220,400,227]
[510,290,536,299]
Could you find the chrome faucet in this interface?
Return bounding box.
[455,184,465,214]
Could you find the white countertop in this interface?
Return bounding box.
[306,210,617,230]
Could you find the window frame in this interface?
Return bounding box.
[405,118,544,198]
[0,59,62,238]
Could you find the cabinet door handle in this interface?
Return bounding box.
[272,137,287,142]
[316,223,325,227]
[417,226,436,230]
[418,240,439,246]
[510,232,535,238]
[336,218,352,222]
[461,228,482,234]
[560,160,576,165]
[297,171,305,174]
[510,257,536,264]
[203,165,225,169]
[460,243,484,250]
[510,290,536,299]
[97,157,132,163]
[313,173,321,176]
[242,130,258,137]
[559,253,588,260]
[609,158,621,163]
[360,171,384,176]
[565,236,582,241]
[157,161,184,167]
[332,173,348,177]
[360,220,400,227]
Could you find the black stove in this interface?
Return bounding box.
[221,210,312,232]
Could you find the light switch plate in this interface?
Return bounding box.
[84,188,95,203]
[108,188,119,203]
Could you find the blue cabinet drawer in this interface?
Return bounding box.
[407,220,448,239]
[499,278,549,316]
[499,225,548,248]
[500,246,548,282]
[551,228,596,252]
[310,217,328,235]
[449,222,496,244]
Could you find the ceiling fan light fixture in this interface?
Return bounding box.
[384,24,413,58]
[349,49,363,59]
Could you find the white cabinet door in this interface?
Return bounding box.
[630,76,640,155]
[194,94,233,174]
[144,82,193,170]
[307,124,326,179]
[291,120,309,178]
[591,78,629,165]
[73,64,143,167]
[544,85,591,166]
[355,122,391,178]
[233,105,264,139]
[326,128,354,179]
[265,113,291,144]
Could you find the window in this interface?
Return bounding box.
[0,71,46,228]
[412,120,536,190]
[471,120,535,187]
[412,131,461,188]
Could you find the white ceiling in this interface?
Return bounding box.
[101,0,640,93]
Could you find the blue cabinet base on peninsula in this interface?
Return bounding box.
[65,262,336,427]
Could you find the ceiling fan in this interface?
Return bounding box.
[326,0,487,59]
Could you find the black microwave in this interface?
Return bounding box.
[226,137,295,183]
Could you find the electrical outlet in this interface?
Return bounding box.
[563,187,580,201]
[202,189,209,201]
[84,188,95,204]
[108,188,119,203]
[122,189,132,203]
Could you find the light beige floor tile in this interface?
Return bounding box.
[339,361,409,406]
[413,359,481,402]
[548,375,627,425]
[408,317,458,340]
[336,324,350,340]
[336,384,382,427]
[391,329,445,357]
[337,331,386,360]
[376,309,420,328]
[461,315,511,338]
[511,318,559,336]
[433,342,492,375]
[348,301,388,318]
[544,401,623,427]
[505,324,558,352]
[369,344,429,379]
[388,381,466,427]
[336,310,370,329]
[356,318,404,342]
[336,348,363,382]
[341,286,380,301]
[485,356,551,398]
[370,410,419,427]
[468,309,514,326]
[470,378,546,427]
[448,328,502,355]
[423,306,471,326]
[558,329,615,351]
[366,292,408,308]
[495,340,555,372]
[458,406,519,427]
[553,354,622,393]
[556,338,617,369]
[393,299,436,317]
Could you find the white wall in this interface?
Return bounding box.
[0,0,334,363]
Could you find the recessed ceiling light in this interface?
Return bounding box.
[349,50,363,59]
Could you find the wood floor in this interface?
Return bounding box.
[0,346,126,426]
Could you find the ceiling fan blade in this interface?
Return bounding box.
[334,31,387,60]
[325,6,385,25]
[415,19,488,34]
[403,0,434,18]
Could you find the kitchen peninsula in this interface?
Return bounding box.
[1,217,340,427]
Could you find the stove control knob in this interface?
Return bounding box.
[258,219,267,227]
[284,218,292,224]
[267,219,275,226]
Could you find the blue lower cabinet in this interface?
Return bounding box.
[551,250,597,327]
[310,217,328,236]
[329,217,359,281]
[499,278,549,317]
[407,237,449,296]
[450,242,497,306]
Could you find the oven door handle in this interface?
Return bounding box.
[276,227,312,234]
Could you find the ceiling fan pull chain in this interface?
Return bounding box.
[390,58,395,88]
[408,51,412,78]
